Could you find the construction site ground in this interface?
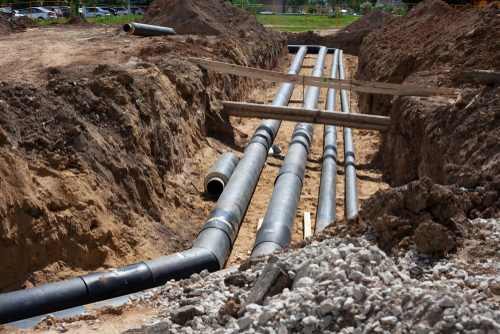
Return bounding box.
[1,0,500,332]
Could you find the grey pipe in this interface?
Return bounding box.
[124,23,176,37]
[194,46,309,268]
[315,49,340,233]
[204,152,240,197]
[251,46,328,257]
[288,45,336,54]
[0,47,309,326]
[339,50,359,218]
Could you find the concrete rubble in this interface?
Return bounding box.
[38,218,498,333]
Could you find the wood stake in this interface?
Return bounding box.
[257,218,264,231]
[303,212,311,239]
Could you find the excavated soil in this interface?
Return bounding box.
[355,0,500,189]
[284,9,393,55]
[0,0,287,294]
[66,17,93,26]
[0,15,27,35]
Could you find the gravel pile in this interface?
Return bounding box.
[34,220,500,333]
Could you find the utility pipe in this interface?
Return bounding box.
[0,47,309,326]
[316,48,340,233]
[339,50,359,218]
[204,152,240,197]
[288,45,336,54]
[124,23,176,36]
[251,46,328,257]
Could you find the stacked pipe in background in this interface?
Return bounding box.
[251,46,328,257]
[315,49,340,233]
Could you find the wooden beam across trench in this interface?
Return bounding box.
[188,57,460,97]
[222,102,391,132]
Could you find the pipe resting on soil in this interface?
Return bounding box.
[316,49,340,233]
[251,46,328,257]
[0,46,309,326]
[204,152,240,197]
[339,50,360,218]
[123,23,176,37]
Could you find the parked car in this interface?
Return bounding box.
[43,6,64,17]
[99,6,118,16]
[58,6,71,18]
[18,7,57,20]
[113,7,132,15]
[78,6,110,18]
[0,8,15,18]
[130,7,147,15]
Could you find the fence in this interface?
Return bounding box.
[0,1,148,25]
[241,4,467,31]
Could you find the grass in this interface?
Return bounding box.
[255,13,359,29]
[34,14,142,26]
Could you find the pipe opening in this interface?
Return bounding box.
[123,23,133,33]
[206,177,225,197]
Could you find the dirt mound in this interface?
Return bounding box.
[0,14,27,35]
[16,15,38,27]
[341,9,394,32]
[332,177,500,256]
[358,0,500,116]
[284,9,393,56]
[66,16,93,26]
[355,0,500,188]
[142,0,266,36]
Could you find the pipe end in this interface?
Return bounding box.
[123,23,135,35]
[205,177,225,198]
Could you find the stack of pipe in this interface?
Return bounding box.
[251,46,328,257]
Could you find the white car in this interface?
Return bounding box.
[130,7,147,15]
[79,7,110,18]
[18,7,57,20]
[113,7,132,15]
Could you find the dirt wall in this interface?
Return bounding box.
[0,6,287,293]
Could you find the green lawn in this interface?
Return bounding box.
[255,13,359,29]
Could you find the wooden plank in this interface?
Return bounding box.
[223,102,391,125]
[303,212,312,239]
[227,110,390,132]
[257,218,264,231]
[188,57,458,96]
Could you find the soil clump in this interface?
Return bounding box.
[284,9,393,55]
[16,16,38,27]
[66,16,94,26]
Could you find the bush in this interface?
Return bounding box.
[307,5,316,13]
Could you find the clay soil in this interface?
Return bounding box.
[0,0,288,294]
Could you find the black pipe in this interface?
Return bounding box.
[339,50,359,218]
[251,46,328,257]
[0,46,309,325]
[315,49,340,233]
[204,152,240,197]
[123,23,176,37]
[288,45,336,54]
[194,46,309,267]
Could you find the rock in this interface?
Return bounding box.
[0,127,8,141]
[438,296,455,308]
[414,221,456,253]
[224,273,247,287]
[380,316,398,325]
[237,316,252,330]
[170,305,203,325]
